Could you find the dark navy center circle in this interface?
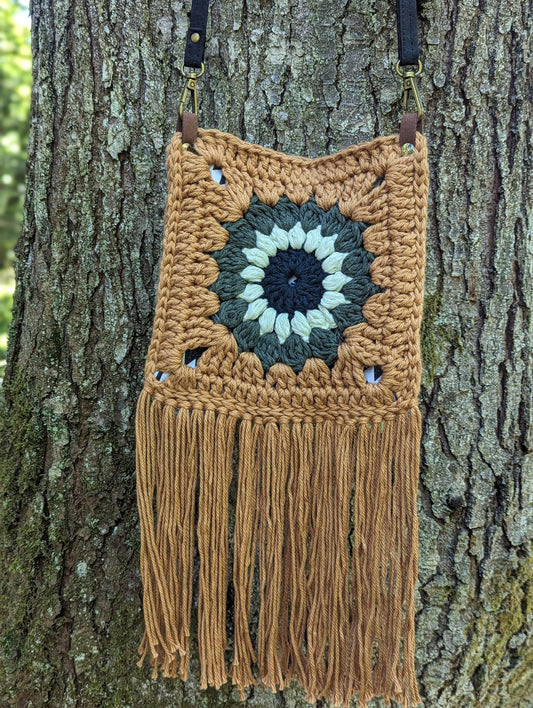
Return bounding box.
[261,248,325,316]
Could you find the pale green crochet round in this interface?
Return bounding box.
[210,195,379,373]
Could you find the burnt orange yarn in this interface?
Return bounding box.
[136,127,429,708]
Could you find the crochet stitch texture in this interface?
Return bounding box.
[143,129,427,426]
[210,195,380,372]
[136,127,429,708]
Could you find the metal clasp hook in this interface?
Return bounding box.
[395,60,424,119]
[178,63,205,118]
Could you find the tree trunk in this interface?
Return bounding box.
[1,0,531,706]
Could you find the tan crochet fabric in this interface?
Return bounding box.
[136,127,429,708]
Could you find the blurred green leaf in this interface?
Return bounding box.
[0,267,15,378]
[0,0,31,269]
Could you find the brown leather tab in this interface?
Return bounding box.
[177,112,198,146]
[399,112,421,151]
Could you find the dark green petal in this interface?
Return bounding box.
[334,222,365,252]
[279,333,312,373]
[271,195,300,230]
[308,328,343,367]
[253,332,281,371]
[223,221,257,248]
[244,201,276,234]
[299,197,322,232]
[341,250,375,277]
[233,320,261,352]
[213,298,248,328]
[211,245,249,272]
[342,277,380,304]
[330,303,364,331]
[320,203,346,237]
[209,272,247,301]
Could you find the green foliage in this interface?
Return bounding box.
[0,268,14,377]
[0,0,31,269]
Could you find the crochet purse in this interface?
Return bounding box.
[136,2,429,706]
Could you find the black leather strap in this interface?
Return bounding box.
[183,0,209,69]
[396,0,420,66]
[184,1,419,70]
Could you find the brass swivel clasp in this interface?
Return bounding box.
[178,63,205,118]
[395,60,424,119]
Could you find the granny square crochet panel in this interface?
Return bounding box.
[136,128,429,708]
[143,129,427,425]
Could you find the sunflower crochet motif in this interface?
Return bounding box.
[210,195,380,373]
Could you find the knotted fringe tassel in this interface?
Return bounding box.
[136,389,421,708]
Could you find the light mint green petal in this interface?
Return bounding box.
[243,247,270,267]
[322,272,352,291]
[306,308,330,328]
[274,312,291,343]
[239,283,264,302]
[321,251,348,274]
[240,265,265,282]
[288,222,307,249]
[303,227,322,253]
[259,307,277,334]
[269,224,290,250]
[321,291,348,310]
[318,305,339,327]
[314,235,337,260]
[244,298,269,321]
[255,231,277,256]
[291,310,312,340]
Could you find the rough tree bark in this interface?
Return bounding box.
[0,0,531,706]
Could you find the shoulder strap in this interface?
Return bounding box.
[182,0,421,69]
[394,0,424,144]
[183,0,209,69]
[180,0,423,142]
[396,0,420,67]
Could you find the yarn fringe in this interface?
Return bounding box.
[136,389,421,708]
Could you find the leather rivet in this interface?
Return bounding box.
[190,32,201,43]
[402,143,415,156]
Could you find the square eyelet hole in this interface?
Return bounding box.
[154,371,171,382]
[183,347,208,369]
[209,165,226,186]
[363,365,383,384]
